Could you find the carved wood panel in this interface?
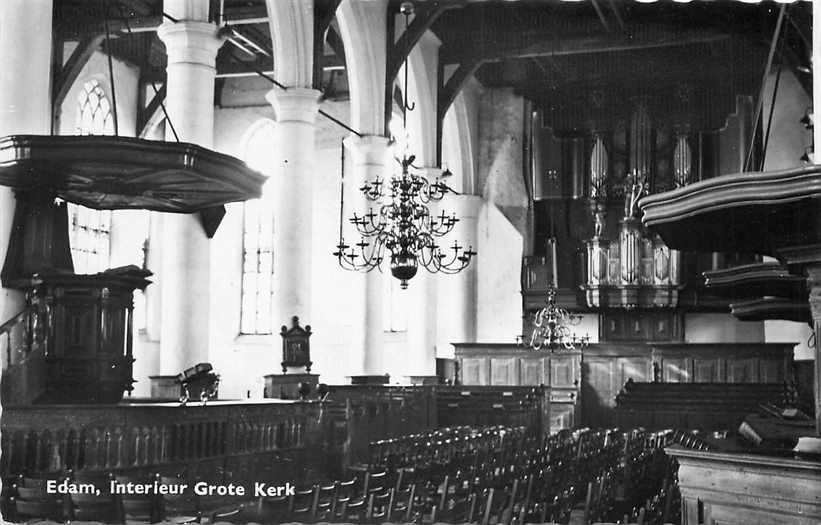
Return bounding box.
[460,358,488,385]
[549,355,579,388]
[520,358,547,386]
[550,404,575,433]
[726,358,757,383]
[693,358,722,382]
[663,358,690,382]
[758,358,785,383]
[490,358,518,385]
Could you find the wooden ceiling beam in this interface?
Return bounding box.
[441,30,729,65]
[314,0,342,89]
[57,15,162,39]
[138,83,166,138]
[436,58,481,164]
[52,33,107,131]
[386,3,460,86]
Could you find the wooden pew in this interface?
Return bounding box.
[614,381,785,431]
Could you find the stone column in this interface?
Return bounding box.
[406,167,442,378]
[403,33,442,379]
[0,0,52,323]
[343,135,390,376]
[264,0,321,329]
[156,13,223,374]
[337,0,389,379]
[437,195,482,350]
[265,87,321,326]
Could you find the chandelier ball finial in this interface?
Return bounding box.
[391,251,418,289]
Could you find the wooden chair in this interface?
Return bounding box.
[366,489,393,522]
[10,474,68,522]
[433,489,477,523]
[339,496,369,523]
[288,485,319,522]
[256,494,292,523]
[313,481,339,521]
[362,470,388,496]
[159,475,201,523]
[329,478,358,521]
[114,473,161,523]
[67,472,120,523]
[388,482,416,522]
[70,492,121,523]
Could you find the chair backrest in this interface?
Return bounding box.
[363,470,388,495]
[113,473,160,522]
[257,494,291,522]
[314,481,339,520]
[340,496,368,523]
[289,485,318,520]
[14,497,68,522]
[159,475,200,520]
[70,492,120,523]
[367,489,393,521]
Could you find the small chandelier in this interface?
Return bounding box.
[333,1,475,289]
[527,286,590,351]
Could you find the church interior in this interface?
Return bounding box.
[0,0,820,523]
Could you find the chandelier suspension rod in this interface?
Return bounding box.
[102,0,119,136]
[400,7,414,132]
[213,20,364,138]
[743,3,785,172]
[118,6,180,142]
[338,139,346,242]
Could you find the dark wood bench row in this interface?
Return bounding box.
[614,381,787,431]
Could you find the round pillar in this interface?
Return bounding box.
[156,20,223,374]
[438,195,482,350]
[342,134,390,376]
[265,87,321,327]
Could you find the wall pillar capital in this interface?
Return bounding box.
[343,134,391,167]
[157,21,223,66]
[266,87,321,124]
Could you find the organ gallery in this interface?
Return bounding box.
[0,0,819,524]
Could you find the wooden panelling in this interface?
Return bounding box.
[619,357,651,385]
[549,355,579,388]
[726,358,757,383]
[461,357,488,385]
[693,358,722,382]
[549,404,575,434]
[670,447,821,525]
[663,357,690,382]
[520,358,546,386]
[455,342,793,432]
[453,344,580,433]
[759,358,784,383]
[599,311,683,342]
[490,358,518,385]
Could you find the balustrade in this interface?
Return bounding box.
[1,401,317,482]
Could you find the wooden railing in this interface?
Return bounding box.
[0,305,47,405]
[0,400,320,484]
[322,386,437,471]
[1,386,546,484]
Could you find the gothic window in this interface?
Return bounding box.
[69,79,114,273]
[240,120,276,335]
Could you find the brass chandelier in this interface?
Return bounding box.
[527,286,590,352]
[333,1,475,289]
